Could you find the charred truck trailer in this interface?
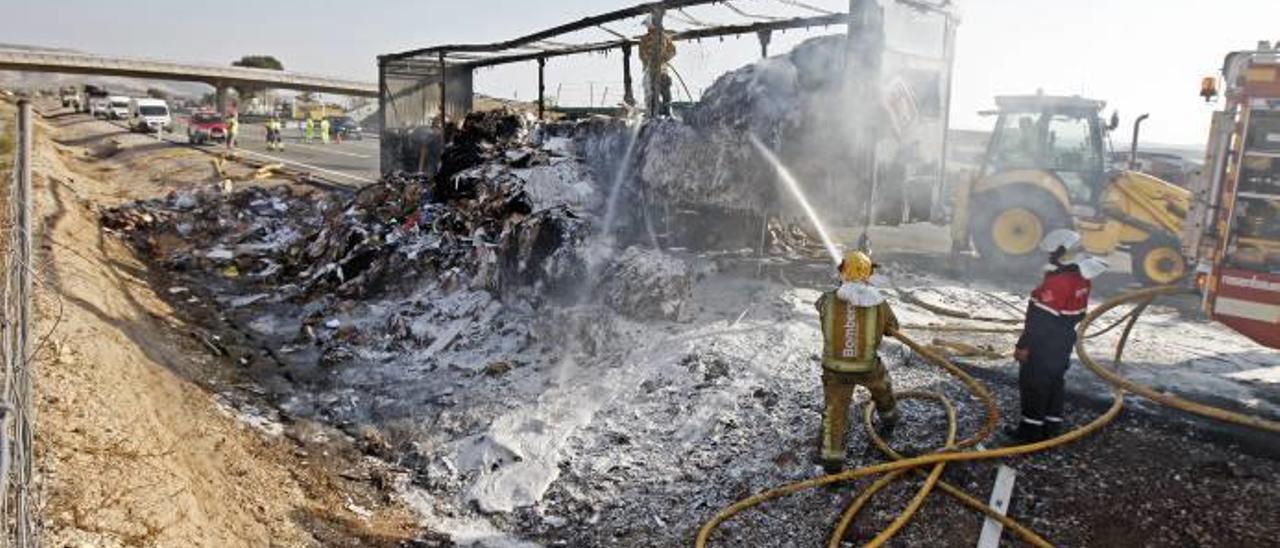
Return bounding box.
[376,0,958,251]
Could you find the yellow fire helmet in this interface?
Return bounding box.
[839,251,875,283]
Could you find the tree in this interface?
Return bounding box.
[232,55,284,71]
[146,87,170,100]
[231,55,285,105]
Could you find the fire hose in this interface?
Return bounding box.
[695,285,1280,547]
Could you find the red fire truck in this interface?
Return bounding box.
[1184,42,1280,349]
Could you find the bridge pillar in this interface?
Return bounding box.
[214,82,229,113]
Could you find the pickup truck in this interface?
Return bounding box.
[186,111,228,145]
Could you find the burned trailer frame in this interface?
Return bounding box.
[378,56,473,174]
[375,0,960,229]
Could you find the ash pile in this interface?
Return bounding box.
[101,109,618,306]
[99,106,711,533]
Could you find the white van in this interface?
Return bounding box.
[88,96,110,118]
[106,95,131,120]
[129,98,172,133]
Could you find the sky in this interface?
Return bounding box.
[4,0,1278,145]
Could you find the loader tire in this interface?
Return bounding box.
[1131,232,1187,286]
[971,188,1068,268]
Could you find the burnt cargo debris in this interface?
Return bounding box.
[102,109,592,302]
[638,35,864,221]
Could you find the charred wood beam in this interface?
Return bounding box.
[464,13,848,69]
[438,51,448,137]
[671,12,846,41]
[382,0,725,61]
[537,57,547,120]
[622,43,636,106]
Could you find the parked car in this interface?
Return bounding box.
[129,98,172,133]
[186,111,228,145]
[326,115,363,140]
[106,96,130,120]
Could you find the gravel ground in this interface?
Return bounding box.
[97,143,1280,547]
[146,252,1279,548]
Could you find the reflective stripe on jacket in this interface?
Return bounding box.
[1017,264,1090,352]
[816,291,898,373]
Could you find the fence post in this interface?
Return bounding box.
[13,98,36,548]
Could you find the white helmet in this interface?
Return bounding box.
[1072,256,1110,280]
[1040,229,1082,254]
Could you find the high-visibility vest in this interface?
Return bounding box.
[819,291,885,373]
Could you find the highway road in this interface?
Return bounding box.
[83,108,381,187]
[227,123,380,186]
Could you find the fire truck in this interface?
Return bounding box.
[1184,42,1280,349]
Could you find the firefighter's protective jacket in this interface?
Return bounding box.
[816,285,899,373]
[1016,264,1091,357]
[639,27,675,71]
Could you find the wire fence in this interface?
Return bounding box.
[1,99,38,547]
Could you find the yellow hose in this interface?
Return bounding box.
[828,391,956,548]
[695,328,1122,547]
[696,285,1280,547]
[1075,285,1280,434]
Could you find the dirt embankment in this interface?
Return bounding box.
[20,104,427,547]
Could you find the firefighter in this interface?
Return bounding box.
[639,12,675,116]
[304,117,315,144]
[815,250,900,472]
[320,117,331,145]
[1008,229,1108,442]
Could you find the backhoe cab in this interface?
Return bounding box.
[952,94,1192,285]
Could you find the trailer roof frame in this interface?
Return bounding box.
[378,0,954,70]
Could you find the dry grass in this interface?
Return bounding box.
[1,113,12,172]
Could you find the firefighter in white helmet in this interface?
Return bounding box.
[1009,229,1108,442]
[814,250,900,472]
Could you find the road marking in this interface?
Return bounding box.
[276,140,373,159]
[977,465,1017,548]
[231,148,376,185]
[115,119,374,185]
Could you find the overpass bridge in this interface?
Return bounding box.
[0,48,377,101]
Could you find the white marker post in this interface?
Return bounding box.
[977,465,1018,548]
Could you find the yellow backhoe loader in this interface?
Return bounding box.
[951,94,1191,285]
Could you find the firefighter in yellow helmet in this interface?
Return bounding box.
[814,250,900,472]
